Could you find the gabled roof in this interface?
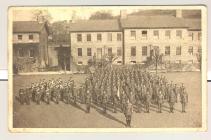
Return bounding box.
[120,16,189,29]
[13,21,49,33]
[185,19,201,30]
[69,19,121,32]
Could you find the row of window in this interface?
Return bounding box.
[18,48,35,57]
[78,59,194,65]
[130,30,201,40]
[77,47,122,57]
[189,32,201,41]
[130,46,195,56]
[129,59,194,64]
[130,30,182,39]
[77,60,122,65]
[17,34,34,40]
[77,33,122,42]
[165,46,194,55]
[76,46,196,57]
[76,30,201,42]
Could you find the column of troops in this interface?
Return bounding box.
[18,66,188,127]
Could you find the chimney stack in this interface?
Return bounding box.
[71,10,76,23]
[176,10,182,18]
[120,10,127,19]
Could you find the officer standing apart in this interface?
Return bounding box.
[157,90,164,113]
[168,89,176,113]
[124,99,133,127]
[180,88,188,113]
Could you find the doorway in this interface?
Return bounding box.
[57,47,70,71]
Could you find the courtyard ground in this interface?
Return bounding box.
[12,72,202,128]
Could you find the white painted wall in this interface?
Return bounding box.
[13,33,40,44]
[71,32,122,65]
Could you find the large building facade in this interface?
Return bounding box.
[121,16,201,64]
[69,20,123,65]
[69,11,201,68]
[13,21,49,72]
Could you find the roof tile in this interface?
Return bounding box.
[69,19,121,32]
[13,21,45,33]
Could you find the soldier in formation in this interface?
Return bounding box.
[18,65,189,127]
[180,86,188,113]
[18,78,77,105]
[124,99,133,127]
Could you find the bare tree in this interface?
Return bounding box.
[146,46,163,74]
[32,10,52,23]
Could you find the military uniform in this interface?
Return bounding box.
[157,91,164,113]
[86,89,92,113]
[31,84,36,102]
[145,91,151,113]
[19,89,25,105]
[112,87,119,113]
[168,89,176,113]
[72,85,77,105]
[124,101,133,127]
[102,92,108,114]
[25,87,31,105]
[54,86,60,104]
[35,88,42,105]
[180,89,188,113]
[173,84,178,103]
[44,87,51,104]
[135,92,142,113]
[120,91,127,113]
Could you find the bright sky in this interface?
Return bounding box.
[11,6,202,22]
[12,7,140,22]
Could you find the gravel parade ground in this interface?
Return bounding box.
[13,72,201,128]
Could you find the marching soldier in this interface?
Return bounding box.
[180,88,188,113]
[168,89,176,113]
[124,99,133,127]
[85,89,92,113]
[173,84,178,103]
[35,87,42,105]
[135,91,142,113]
[145,90,151,113]
[25,86,31,105]
[180,83,185,92]
[31,83,36,102]
[157,90,164,113]
[98,87,103,106]
[54,85,60,104]
[44,86,51,104]
[82,85,87,104]
[67,83,72,104]
[19,88,25,105]
[102,90,108,114]
[66,84,72,104]
[59,84,64,101]
[40,85,45,101]
[72,84,77,105]
[17,67,189,117]
[120,91,127,113]
[112,86,119,113]
[165,84,170,100]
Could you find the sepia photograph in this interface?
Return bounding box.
[8,6,207,132]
